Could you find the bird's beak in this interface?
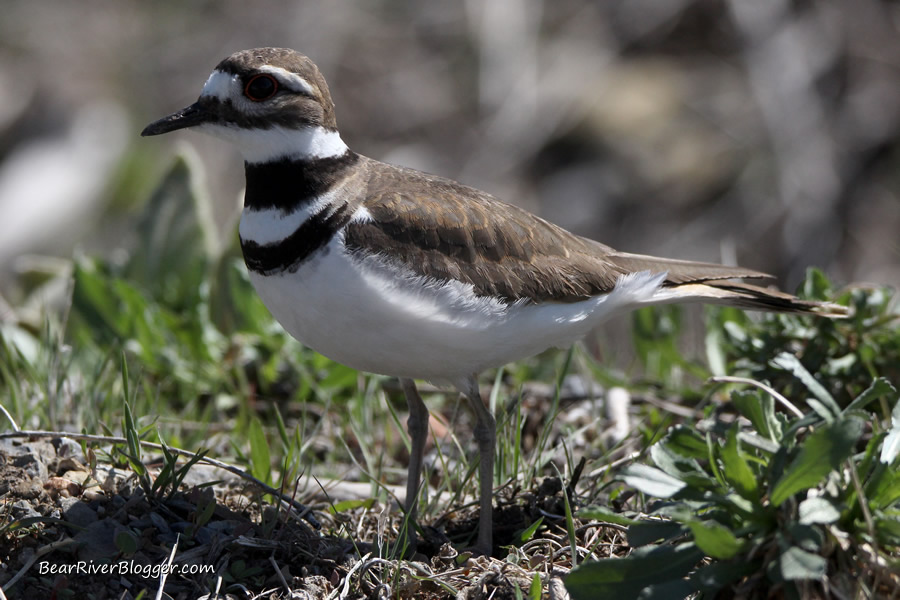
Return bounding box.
[141,101,214,136]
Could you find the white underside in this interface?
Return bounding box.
[245,228,669,388]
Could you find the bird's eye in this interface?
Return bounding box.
[244,74,278,101]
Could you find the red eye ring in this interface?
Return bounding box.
[244,74,278,102]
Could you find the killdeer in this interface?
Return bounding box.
[142,48,847,556]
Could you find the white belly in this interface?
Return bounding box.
[247,234,666,386]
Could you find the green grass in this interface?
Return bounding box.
[1,151,898,598]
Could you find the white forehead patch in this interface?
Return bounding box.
[200,70,239,100]
[257,65,315,96]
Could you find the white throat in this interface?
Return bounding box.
[201,123,348,164]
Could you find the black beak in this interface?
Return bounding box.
[141,101,213,136]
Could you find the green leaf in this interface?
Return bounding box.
[122,401,145,477]
[626,520,685,547]
[622,464,686,498]
[786,523,824,552]
[798,497,840,525]
[518,516,544,543]
[690,560,757,594]
[771,417,864,506]
[720,425,758,501]
[801,267,832,300]
[650,442,716,489]
[687,520,743,559]
[327,498,376,514]
[778,545,827,581]
[845,377,897,414]
[318,363,359,390]
[195,496,217,528]
[248,417,272,485]
[115,529,138,556]
[564,543,703,600]
[578,505,637,526]
[865,464,900,510]
[662,425,709,460]
[561,469,578,568]
[126,151,217,306]
[528,573,542,600]
[732,389,780,442]
[771,353,840,420]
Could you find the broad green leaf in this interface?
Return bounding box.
[650,442,716,489]
[720,425,758,501]
[737,431,780,455]
[115,530,138,556]
[778,545,826,581]
[771,417,864,506]
[798,497,840,525]
[801,267,832,300]
[690,559,757,593]
[626,520,685,547]
[865,465,900,510]
[622,464,686,498]
[732,389,779,442]
[318,363,359,390]
[771,353,840,420]
[639,580,696,599]
[126,150,217,307]
[564,543,703,600]
[786,523,824,552]
[845,377,897,414]
[71,259,127,343]
[687,520,743,559]
[662,425,708,460]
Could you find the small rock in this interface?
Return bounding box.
[11,451,48,481]
[74,519,123,562]
[12,479,43,499]
[10,500,40,520]
[192,525,215,545]
[62,498,99,528]
[83,487,106,502]
[45,476,81,497]
[149,511,171,533]
[22,441,57,464]
[54,456,85,475]
[52,437,84,458]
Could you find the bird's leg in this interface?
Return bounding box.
[400,378,428,553]
[459,376,494,556]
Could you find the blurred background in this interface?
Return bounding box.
[1,0,899,303]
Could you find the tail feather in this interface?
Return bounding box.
[607,251,774,285]
[652,280,849,317]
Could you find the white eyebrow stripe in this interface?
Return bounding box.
[257,65,315,95]
[199,70,239,100]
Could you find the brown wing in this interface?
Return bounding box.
[343,160,771,304]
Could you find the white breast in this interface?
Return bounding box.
[245,229,666,387]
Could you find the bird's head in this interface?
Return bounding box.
[141,48,346,163]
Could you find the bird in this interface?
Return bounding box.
[142,47,847,556]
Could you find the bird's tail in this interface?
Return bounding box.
[651,280,849,317]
